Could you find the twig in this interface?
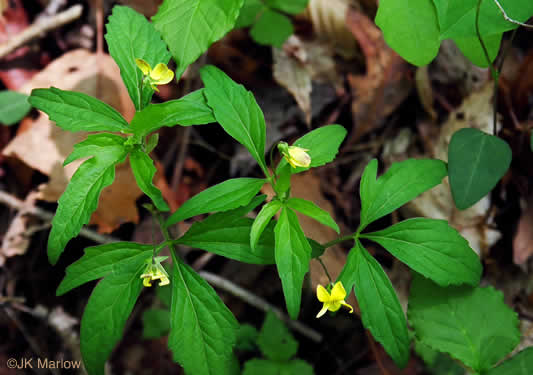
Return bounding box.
[198,271,323,343]
[492,0,533,28]
[0,5,83,59]
[0,190,119,246]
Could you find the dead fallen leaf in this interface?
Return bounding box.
[3,49,140,233]
[415,66,437,121]
[513,193,533,265]
[117,0,162,17]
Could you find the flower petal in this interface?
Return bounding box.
[135,58,151,75]
[143,277,152,287]
[151,63,174,84]
[341,301,354,313]
[316,304,329,318]
[331,281,347,301]
[316,285,331,302]
[328,301,342,312]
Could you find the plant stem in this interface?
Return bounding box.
[321,234,355,249]
[317,257,333,284]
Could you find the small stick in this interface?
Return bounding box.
[199,271,323,343]
[492,0,533,28]
[0,5,83,59]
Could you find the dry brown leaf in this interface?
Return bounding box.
[345,9,412,144]
[513,194,533,265]
[117,0,162,17]
[415,66,437,121]
[3,49,140,233]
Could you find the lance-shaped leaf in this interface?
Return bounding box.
[80,257,146,375]
[359,158,447,231]
[130,89,215,136]
[486,347,533,375]
[57,242,153,296]
[336,243,358,294]
[0,90,31,125]
[250,200,282,251]
[130,148,169,211]
[142,308,171,339]
[274,208,311,319]
[105,6,171,110]
[29,87,130,132]
[287,198,339,233]
[200,65,267,171]
[409,274,520,373]
[276,125,347,173]
[352,241,410,367]
[169,260,239,375]
[166,177,265,227]
[361,218,481,286]
[48,136,128,264]
[153,0,244,79]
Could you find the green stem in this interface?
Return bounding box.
[317,257,333,284]
[321,234,355,249]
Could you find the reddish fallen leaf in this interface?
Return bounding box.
[513,193,533,265]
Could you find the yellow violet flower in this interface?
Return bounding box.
[278,141,311,168]
[140,256,170,287]
[316,281,353,318]
[135,58,174,91]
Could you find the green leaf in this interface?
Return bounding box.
[250,10,293,48]
[257,311,298,361]
[63,133,127,165]
[435,0,533,39]
[250,200,282,251]
[414,340,465,375]
[274,208,311,319]
[352,241,410,367]
[375,0,440,66]
[359,158,447,230]
[105,5,171,110]
[336,242,358,293]
[0,91,31,125]
[130,89,215,136]
[200,65,267,171]
[153,0,244,79]
[235,324,259,351]
[130,148,169,211]
[408,274,521,373]
[48,138,128,264]
[286,198,339,234]
[265,0,308,15]
[80,258,145,375]
[166,177,265,227]
[486,347,533,375]
[242,359,282,375]
[235,0,264,28]
[142,308,171,339]
[276,125,347,173]
[448,128,511,210]
[29,87,130,132]
[57,242,153,296]
[361,218,481,286]
[168,260,239,375]
[453,33,502,68]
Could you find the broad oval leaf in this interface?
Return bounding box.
[130,148,169,211]
[352,241,410,368]
[105,6,171,110]
[200,65,267,171]
[265,0,308,15]
[287,198,339,233]
[256,311,298,361]
[274,208,311,319]
[486,347,533,375]
[453,33,502,68]
[359,158,447,231]
[29,87,129,132]
[408,274,520,373]
[448,128,511,210]
[362,218,481,286]
[250,10,293,48]
[165,177,265,227]
[250,200,282,251]
[376,0,440,66]
[80,258,146,375]
[130,89,215,136]
[169,260,239,375]
[153,0,244,79]
[57,242,153,296]
[0,90,31,125]
[235,0,264,28]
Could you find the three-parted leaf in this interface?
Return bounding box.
[80,258,146,375]
[250,200,282,251]
[352,241,410,368]
[200,65,267,171]
[29,87,129,132]
[362,218,481,286]
[486,347,533,375]
[57,242,153,296]
[359,158,447,231]
[274,208,311,319]
[153,0,244,79]
[105,6,171,110]
[48,135,128,264]
[287,198,339,233]
[130,89,215,136]
[0,90,31,125]
[130,147,169,211]
[409,274,520,373]
[448,128,511,210]
[166,177,265,227]
[169,260,239,375]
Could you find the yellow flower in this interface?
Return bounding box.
[140,256,170,287]
[278,142,311,168]
[316,281,353,318]
[135,58,174,91]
